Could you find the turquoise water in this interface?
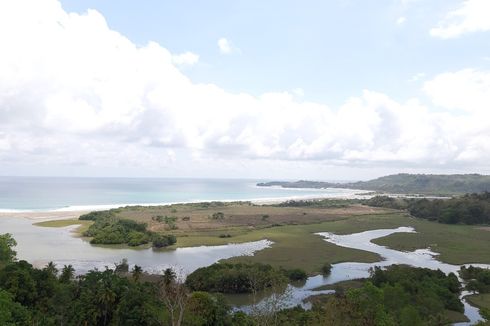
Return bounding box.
[0,177,361,211]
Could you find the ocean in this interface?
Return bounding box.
[0,176,360,212]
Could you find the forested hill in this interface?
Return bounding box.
[257,173,490,195]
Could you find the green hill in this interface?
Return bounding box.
[257,173,490,195]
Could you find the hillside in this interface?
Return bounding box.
[257,173,490,195]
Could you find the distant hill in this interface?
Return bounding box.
[257,173,490,195]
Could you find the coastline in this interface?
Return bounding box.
[0,188,373,221]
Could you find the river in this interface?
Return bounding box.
[1,217,488,324]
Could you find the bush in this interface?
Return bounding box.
[321,263,332,275]
[210,212,225,220]
[186,263,287,293]
[152,234,176,248]
[283,268,307,281]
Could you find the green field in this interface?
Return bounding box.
[371,217,490,264]
[34,219,93,235]
[35,207,490,274]
[467,293,490,310]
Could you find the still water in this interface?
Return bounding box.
[0,217,272,275]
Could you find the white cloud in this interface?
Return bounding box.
[430,0,490,39]
[217,37,239,55]
[292,88,305,97]
[408,72,426,82]
[396,16,407,25]
[423,69,490,112]
[0,0,490,174]
[172,51,199,66]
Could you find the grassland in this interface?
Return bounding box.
[34,219,93,234]
[35,201,490,274]
[466,293,490,311]
[371,217,490,264]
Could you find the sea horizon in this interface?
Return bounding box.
[0,176,363,212]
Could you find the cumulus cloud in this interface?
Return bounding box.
[172,52,199,66]
[430,0,490,39]
[0,0,490,174]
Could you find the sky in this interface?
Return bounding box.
[0,0,490,180]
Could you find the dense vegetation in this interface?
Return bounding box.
[0,233,485,325]
[365,192,490,224]
[273,198,359,208]
[185,263,306,293]
[259,173,490,195]
[461,266,490,293]
[272,265,465,326]
[80,213,176,248]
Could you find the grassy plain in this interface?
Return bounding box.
[371,218,490,264]
[34,219,93,234]
[34,201,490,274]
[466,293,490,311]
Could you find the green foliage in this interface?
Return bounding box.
[260,173,490,195]
[364,196,408,209]
[460,266,490,293]
[151,234,176,248]
[79,210,115,221]
[365,192,490,225]
[321,263,332,276]
[408,192,490,224]
[287,265,465,325]
[282,268,307,281]
[274,198,359,208]
[210,212,225,220]
[185,263,289,293]
[0,233,17,266]
[82,213,176,248]
[0,289,31,325]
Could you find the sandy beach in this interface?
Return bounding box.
[0,210,90,221]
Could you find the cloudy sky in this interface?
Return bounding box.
[1,0,490,180]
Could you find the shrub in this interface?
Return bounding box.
[321,263,332,275]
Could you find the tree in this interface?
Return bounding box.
[0,233,17,266]
[0,289,31,325]
[44,261,58,277]
[114,258,129,274]
[131,265,143,282]
[60,265,75,283]
[158,268,187,326]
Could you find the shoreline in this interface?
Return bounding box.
[0,188,373,221]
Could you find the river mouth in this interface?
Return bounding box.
[229,226,490,325]
[0,216,272,275]
[1,216,489,324]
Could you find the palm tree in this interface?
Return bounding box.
[60,264,75,283]
[132,265,143,282]
[45,261,58,277]
[163,268,176,286]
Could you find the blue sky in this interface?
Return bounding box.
[59,0,490,106]
[0,0,490,180]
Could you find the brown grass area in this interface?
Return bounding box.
[113,203,384,234]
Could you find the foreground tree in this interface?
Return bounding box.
[158,268,187,326]
[0,233,17,266]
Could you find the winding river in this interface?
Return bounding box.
[1,216,489,324]
[232,227,489,325]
